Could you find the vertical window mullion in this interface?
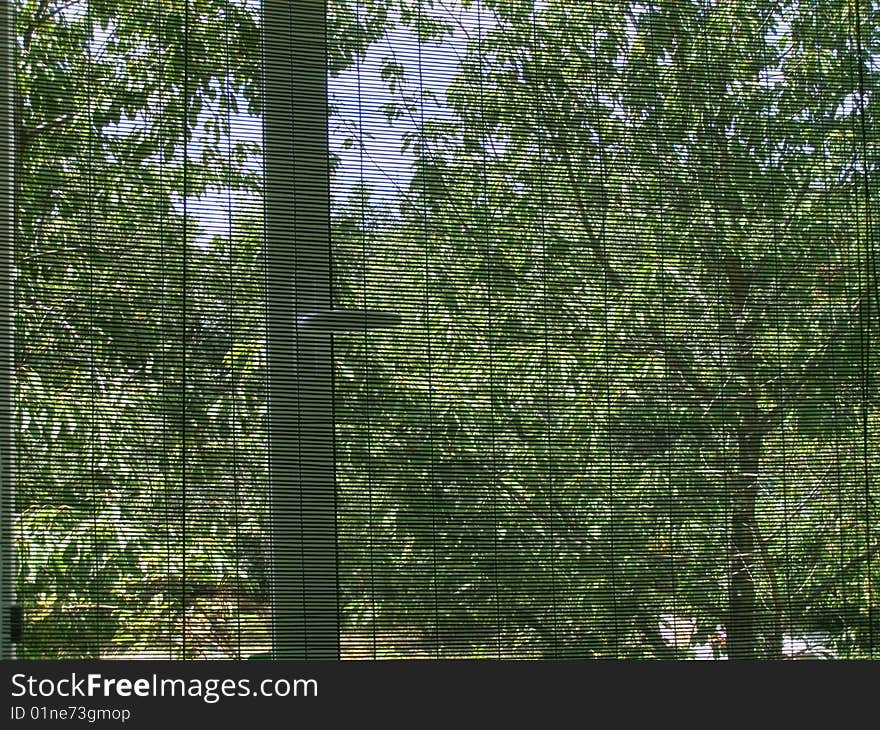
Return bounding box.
[263,0,339,660]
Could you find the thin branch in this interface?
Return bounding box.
[796,538,880,615]
[22,0,52,52]
[765,464,832,543]
[19,113,77,153]
[760,294,865,430]
[556,139,621,287]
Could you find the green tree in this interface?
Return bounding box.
[15,0,267,657]
[333,0,879,658]
[12,0,879,660]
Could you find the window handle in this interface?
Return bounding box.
[296,308,402,332]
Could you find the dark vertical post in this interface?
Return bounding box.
[262,0,339,658]
[0,0,15,659]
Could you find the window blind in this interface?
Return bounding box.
[11,0,270,659]
[4,0,878,660]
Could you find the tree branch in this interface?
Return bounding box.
[760,294,864,430]
[753,522,784,659]
[18,113,77,159]
[556,141,621,287]
[22,0,52,52]
[796,538,880,615]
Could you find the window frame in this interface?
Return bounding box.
[262,0,340,660]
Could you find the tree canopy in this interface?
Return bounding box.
[10,0,880,659]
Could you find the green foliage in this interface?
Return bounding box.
[333,0,880,658]
[13,0,880,659]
